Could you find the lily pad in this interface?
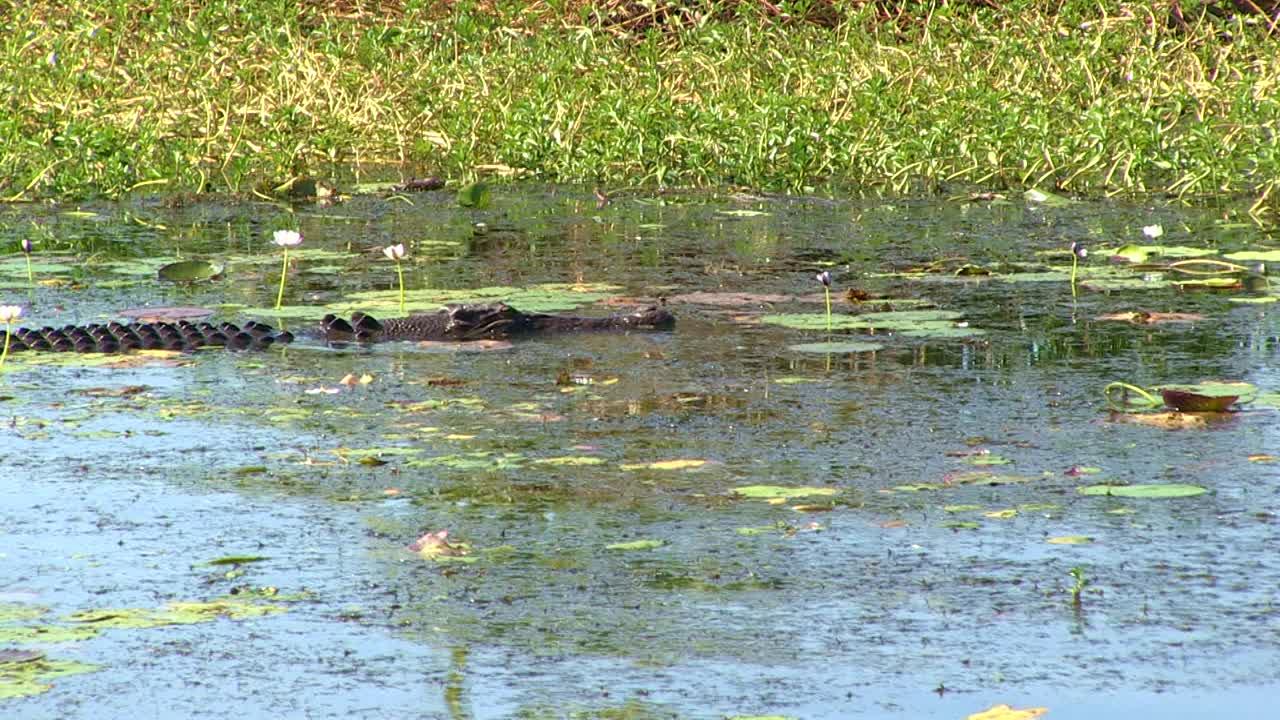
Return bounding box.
[1223,250,1280,262]
[1024,188,1072,206]
[1046,536,1093,544]
[606,539,665,551]
[1104,244,1214,264]
[1077,484,1207,498]
[732,485,838,499]
[788,341,884,354]
[0,260,76,276]
[759,313,869,331]
[1156,382,1255,412]
[158,260,222,282]
[457,182,491,209]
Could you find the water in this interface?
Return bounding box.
[1,188,1278,718]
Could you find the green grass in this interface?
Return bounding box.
[2,1,1279,214]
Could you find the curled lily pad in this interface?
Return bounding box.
[1156,382,1255,412]
[157,260,223,282]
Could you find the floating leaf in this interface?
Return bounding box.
[157,260,222,282]
[1046,536,1092,544]
[605,539,665,551]
[760,313,869,330]
[966,704,1049,720]
[622,459,708,471]
[1105,244,1213,263]
[788,341,884,353]
[457,182,491,208]
[533,456,606,466]
[1023,188,1071,206]
[732,485,838,499]
[1156,382,1254,412]
[1223,250,1280,262]
[204,555,269,566]
[965,454,1010,466]
[1077,484,1207,498]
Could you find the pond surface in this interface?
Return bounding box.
[2,187,1279,719]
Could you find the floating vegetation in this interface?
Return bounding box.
[1077,484,1208,499]
[157,260,222,283]
[788,340,884,354]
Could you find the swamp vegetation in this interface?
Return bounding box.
[1,0,1279,213]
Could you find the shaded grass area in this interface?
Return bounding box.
[2,1,1278,210]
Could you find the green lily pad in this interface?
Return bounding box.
[0,657,99,699]
[605,539,665,551]
[1223,250,1280,262]
[1080,276,1175,291]
[457,182,491,209]
[1024,188,1072,206]
[1104,244,1214,264]
[204,555,269,566]
[732,485,839,499]
[158,260,222,282]
[788,341,884,353]
[1077,484,1207,498]
[0,260,76,276]
[0,625,100,644]
[759,313,869,330]
[533,456,606,466]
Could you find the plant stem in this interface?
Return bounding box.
[0,321,10,367]
[275,247,290,310]
[24,254,33,287]
[1070,254,1078,298]
[823,286,832,333]
[396,259,405,314]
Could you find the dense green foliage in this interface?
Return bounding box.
[2,1,1278,210]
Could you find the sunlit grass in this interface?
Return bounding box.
[1,1,1278,214]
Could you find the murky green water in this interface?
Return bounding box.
[2,188,1279,719]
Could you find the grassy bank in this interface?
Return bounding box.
[2,1,1278,211]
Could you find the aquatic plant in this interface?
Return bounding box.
[1142,224,1164,239]
[0,305,21,366]
[1069,566,1089,609]
[816,270,832,332]
[1069,242,1086,299]
[19,239,33,287]
[272,230,302,310]
[383,243,407,315]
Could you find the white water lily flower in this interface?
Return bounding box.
[383,243,406,261]
[1142,224,1163,239]
[272,229,303,247]
[0,305,22,323]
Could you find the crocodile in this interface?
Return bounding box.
[0,303,674,354]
